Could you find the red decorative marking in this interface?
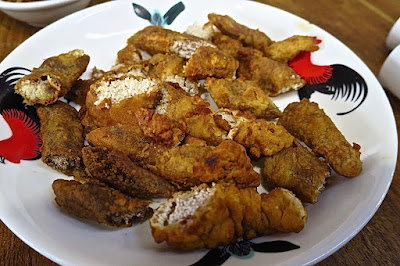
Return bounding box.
[289,51,333,85]
[0,109,42,163]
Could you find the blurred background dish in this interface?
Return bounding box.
[0,0,91,27]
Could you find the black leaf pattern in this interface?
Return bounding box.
[250,240,300,253]
[190,247,231,266]
[227,240,252,256]
[163,2,185,25]
[132,3,152,23]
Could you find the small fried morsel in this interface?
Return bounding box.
[148,53,199,96]
[265,35,319,62]
[208,13,272,55]
[82,147,176,199]
[184,46,239,79]
[211,32,244,58]
[238,50,305,96]
[205,78,281,120]
[128,25,216,59]
[150,184,307,250]
[278,99,362,177]
[233,118,295,158]
[116,43,142,66]
[52,179,153,227]
[15,49,90,105]
[263,141,331,204]
[85,124,169,167]
[148,140,260,190]
[64,79,94,107]
[37,101,84,176]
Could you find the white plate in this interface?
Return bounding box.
[0,0,397,265]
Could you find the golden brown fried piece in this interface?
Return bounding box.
[15,49,90,105]
[238,50,305,96]
[156,84,229,145]
[211,32,244,58]
[278,99,362,177]
[148,53,199,95]
[263,141,331,204]
[233,118,295,158]
[82,147,176,199]
[81,75,160,132]
[205,78,281,120]
[64,79,94,107]
[148,140,260,190]
[150,184,307,250]
[184,46,239,79]
[52,179,153,227]
[265,35,319,62]
[128,25,215,59]
[208,13,272,55]
[85,124,169,167]
[116,43,142,66]
[37,101,84,176]
[134,108,186,146]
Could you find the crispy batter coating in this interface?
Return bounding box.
[208,13,272,55]
[82,147,176,199]
[211,32,244,58]
[233,119,295,158]
[128,25,215,59]
[156,85,229,145]
[263,141,331,204]
[37,101,84,176]
[278,99,362,177]
[148,140,260,190]
[205,78,281,120]
[265,35,319,62]
[64,79,94,107]
[85,124,169,167]
[134,108,186,146]
[150,184,307,250]
[148,53,199,96]
[238,50,305,96]
[52,179,153,227]
[15,49,90,105]
[184,46,239,79]
[116,43,142,66]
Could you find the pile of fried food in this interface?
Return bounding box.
[15,13,362,250]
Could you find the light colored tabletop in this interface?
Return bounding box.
[1,0,400,265]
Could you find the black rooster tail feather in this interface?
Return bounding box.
[163,2,185,25]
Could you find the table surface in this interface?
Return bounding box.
[1,0,400,265]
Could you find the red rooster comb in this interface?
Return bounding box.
[0,109,42,164]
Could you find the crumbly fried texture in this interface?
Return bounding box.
[233,119,294,158]
[82,147,176,199]
[37,101,84,176]
[85,124,169,167]
[150,184,307,250]
[148,140,260,190]
[184,46,239,79]
[156,84,229,145]
[278,99,362,177]
[263,141,331,204]
[148,53,199,96]
[238,50,305,96]
[15,49,89,105]
[134,108,186,147]
[265,35,319,62]
[52,179,153,227]
[205,78,281,120]
[211,32,244,58]
[208,13,272,55]
[116,43,142,66]
[128,25,215,58]
[64,79,94,107]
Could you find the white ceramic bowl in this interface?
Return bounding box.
[0,0,91,27]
